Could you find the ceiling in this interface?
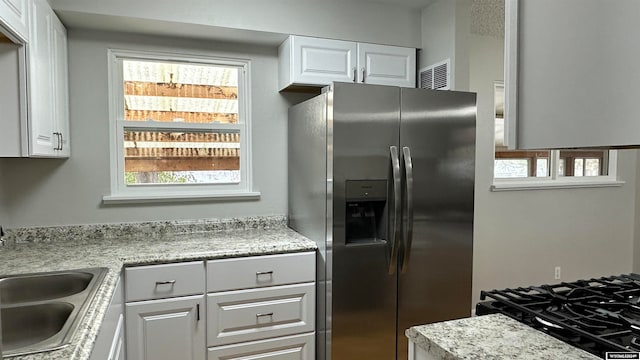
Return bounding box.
[355,0,438,9]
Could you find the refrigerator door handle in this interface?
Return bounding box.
[388,145,402,275]
[401,146,414,274]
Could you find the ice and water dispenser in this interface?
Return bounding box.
[345,180,387,244]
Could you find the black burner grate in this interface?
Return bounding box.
[477,274,640,357]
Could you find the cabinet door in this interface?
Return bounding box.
[207,333,315,360]
[27,0,56,156]
[287,36,357,88]
[108,314,125,360]
[357,43,416,88]
[0,0,28,41]
[126,295,205,360]
[0,38,27,157]
[51,13,69,156]
[91,275,124,360]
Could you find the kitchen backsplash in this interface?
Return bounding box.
[3,215,287,244]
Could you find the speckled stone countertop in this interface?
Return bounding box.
[0,216,316,360]
[406,314,599,360]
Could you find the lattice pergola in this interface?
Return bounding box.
[122,60,240,172]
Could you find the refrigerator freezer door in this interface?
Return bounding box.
[288,93,329,360]
[397,88,476,360]
[330,83,400,360]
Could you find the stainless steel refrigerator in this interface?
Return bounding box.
[288,82,476,360]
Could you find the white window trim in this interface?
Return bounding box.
[491,155,625,192]
[491,82,623,192]
[103,49,259,204]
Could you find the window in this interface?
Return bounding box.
[104,50,257,202]
[492,82,620,190]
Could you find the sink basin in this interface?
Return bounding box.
[0,271,93,305]
[2,303,74,351]
[0,267,107,357]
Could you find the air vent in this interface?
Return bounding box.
[419,59,450,90]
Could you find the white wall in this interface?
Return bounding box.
[0,30,314,227]
[469,32,637,301]
[50,0,422,48]
[420,0,456,70]
[420,0,470,90]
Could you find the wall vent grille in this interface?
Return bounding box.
[419,59,450,90]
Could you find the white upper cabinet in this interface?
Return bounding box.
[0,0,29,41]
[28,0,69,157]
[505,0,640,149]
[357,43,415,88]
[28,0,54,156]
[279,35,416,91]
[279,36,357,89]
[0,0,69,158]
[52,13,69,156]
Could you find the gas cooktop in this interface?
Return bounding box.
[476,274,640,357]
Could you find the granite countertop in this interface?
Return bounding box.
[0,216,317,360]
[406,314,599,360]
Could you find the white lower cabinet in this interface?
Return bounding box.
[121,252,316,360]
[125,295,205,360]
[206,252,316,359]
[207,283,315,346]
[124,261,206,360]
[207,333,315,360]
[90,275,125,360]
[109,314,125,360]
[408,341,435,360]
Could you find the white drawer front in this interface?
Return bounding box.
[207,332,315,360]
[207,252,315,292]
[207,283,315,346]
[125,261,205,302]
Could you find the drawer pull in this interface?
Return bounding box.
[155,280,176,285]
[256,271,274,277]
[256,312,274,319]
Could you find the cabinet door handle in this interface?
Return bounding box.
[59,133,64,151]
[53,132,60,150]
[196,303,200,321]
[256,270,273,276]
[352,67,357,82]
[361,68,366,83]
[155,280,176,285]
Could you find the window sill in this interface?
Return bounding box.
[491,179,625,192]
[102,191,261,205]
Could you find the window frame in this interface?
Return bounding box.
[491,81,623,191]
[103,49,259,204]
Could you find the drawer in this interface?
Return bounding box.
[207,283,315,346]
[125,261,205,302]
[207,252,315,292]
[207,332,315,360]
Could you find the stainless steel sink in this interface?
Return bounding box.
[2,303,74,350]
[0,267,107,357]
[0,271,93,305]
